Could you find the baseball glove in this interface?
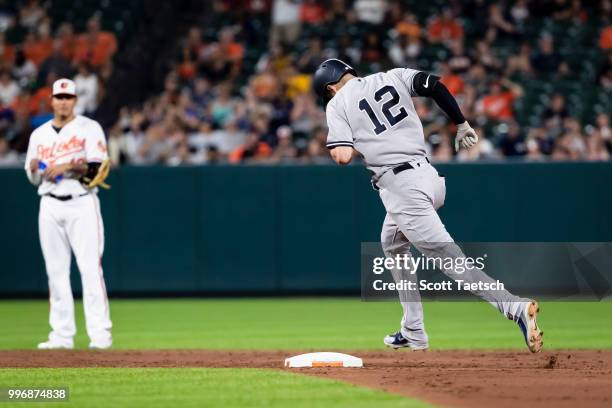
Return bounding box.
[81,159,111,189]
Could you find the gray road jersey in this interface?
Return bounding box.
[325,68,427,177]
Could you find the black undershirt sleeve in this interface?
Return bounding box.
[412,71,466,125]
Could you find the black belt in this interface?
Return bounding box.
[371,158,431,191]
[45,193,89,201]
[392,158,430,175]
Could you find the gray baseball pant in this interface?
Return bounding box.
[377,159,526,349]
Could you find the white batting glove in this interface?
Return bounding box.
[454,121,479,152]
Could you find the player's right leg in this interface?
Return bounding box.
[380,214,429,350]
[38,196,75,349]
[378,163,543,352]
[67,194,112,349]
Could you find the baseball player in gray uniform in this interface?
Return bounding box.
[313,59,543,353]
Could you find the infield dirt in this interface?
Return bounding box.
[2,350,611,408]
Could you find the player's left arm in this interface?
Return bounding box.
[406,70,478,151]
[80,121,111,189]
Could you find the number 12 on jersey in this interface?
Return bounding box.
[358,85,408,135]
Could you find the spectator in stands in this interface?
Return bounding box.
[228,130,272,163]
[600,25,612,50]
[335,34,361,67]
[552,118,587,160]
[270,125,297,162]
[29,71,54,115]
[530,34,568,76]
[123,111,149,165]
[477,78,523,121]
[354,0,387,26]
[361,32,388,66]
[498,121,527,156]
[185,27,205,58]
[510,0,530,25]
[427,8,463,46]
[486,3,518,43]
[446,40,472,74]
[217,28,244,71]
[439,62,464,96]
[211,119,247,155]
[0,32,16,66]
[505,42,533,77]
[5,14,26,45]
[23,31,52,67]
[586,128,610,161]
[74,17,117,68]
[0,136,19,166]
[598,52,612,91]
[56,22,76,60]
[551,0,574,21]
[300,0,325,25]
[394,11,421,40]
[542,93,569,128]
[327,0,353,25]
[178,47,197,81]
[303,126,332,163]
[200,43,232,83]
[210,84,235,128]
[74,64,98,116]
[165,129,191,166]
[190,77,214,109]
[525,129,546,161]
[11,49,36,88]
[269,88,293,132]
[63,0,609,167]
[296,37,324,74]
[290,91,324,138]
[270,0,302,46]
[189,120,218,163]
[0,70,20,106]
[19,0,45,30]
[249,66,280,100]
[429,130,453,162]
[38,39,74,85]
[388,31,421,68]
[595,113,611,140]
[474,40,502,72]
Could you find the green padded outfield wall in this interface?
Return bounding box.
[1,162,611,296]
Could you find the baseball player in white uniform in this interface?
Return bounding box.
[313,59,543,353]
[25,78,112,350]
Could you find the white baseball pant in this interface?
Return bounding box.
[38,193,112,346]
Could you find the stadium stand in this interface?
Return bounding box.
[0,0,610,166]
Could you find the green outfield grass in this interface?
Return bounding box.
[1,299,611,350]
[0,368,430,408]
[1,299,611,408]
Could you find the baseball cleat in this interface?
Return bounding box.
[384,331,428,350]
[37,340,73,350]
[517,300,543,353]
[89,340,112,350]
[384,331,410,349]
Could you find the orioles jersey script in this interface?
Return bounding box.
[25,115,108,195]
[325,68,427,177]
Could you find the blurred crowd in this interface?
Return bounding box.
[1,0,611,167]
[0,0,117,167]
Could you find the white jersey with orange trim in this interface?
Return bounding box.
[25,113,112,349]
[24,115,108,196]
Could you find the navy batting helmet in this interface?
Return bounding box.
[312,59,357,103]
